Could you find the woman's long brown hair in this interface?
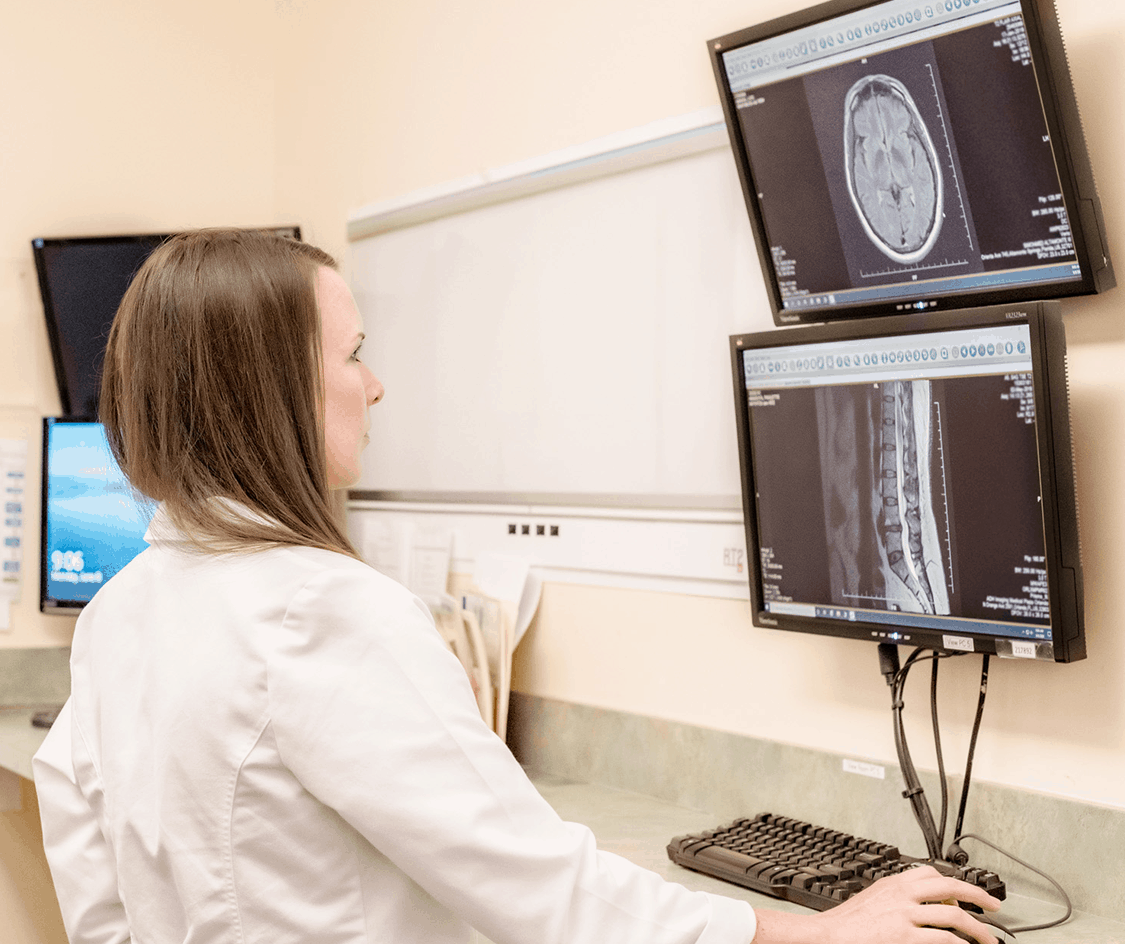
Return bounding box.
[99,228,360,558]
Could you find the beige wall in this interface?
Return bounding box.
[271,0,768,269]
[0,0,287,649]
[270,0,1125,810]
[4,0,1125,937]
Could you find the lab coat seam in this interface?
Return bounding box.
[70,707,114,846]
[222,709,273,944]
[263,566,331,775]
[70,705,135,932]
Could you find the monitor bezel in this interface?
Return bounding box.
[32,226,302,417]
[708,0,1114,327]
[730,301,1084,662]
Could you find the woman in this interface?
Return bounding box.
[33,229,1001,944]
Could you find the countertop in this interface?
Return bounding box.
[2,712,1120,942]
[0,707,52,781]
[497,774,1125,944]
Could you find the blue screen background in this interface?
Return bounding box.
[44,422,156,606]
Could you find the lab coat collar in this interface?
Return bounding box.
[143,498,279,545]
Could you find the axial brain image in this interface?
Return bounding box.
[844,74,943,263]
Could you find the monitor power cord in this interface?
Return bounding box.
[878,645,1073,936]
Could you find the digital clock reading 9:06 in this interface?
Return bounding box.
[50,549,104,585]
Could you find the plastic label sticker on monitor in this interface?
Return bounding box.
[767,601,818,617]
[40,419,156,611]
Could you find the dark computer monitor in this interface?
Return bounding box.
[709,0,1114,325]
[730,300,1084,662]
[40,418,156,612]
[32,226,301,417]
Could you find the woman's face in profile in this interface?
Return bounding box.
[316,267,384,488]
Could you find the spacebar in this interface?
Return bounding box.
[693,845,762,874]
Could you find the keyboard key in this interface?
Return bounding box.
[694,845,759,874]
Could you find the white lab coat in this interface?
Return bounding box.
[33,505,756,944]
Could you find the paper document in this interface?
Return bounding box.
[406,527,453,605]
[466,553,543,741]
[0,438,28,620]
[356,517,453,606]
[472,553,542,648]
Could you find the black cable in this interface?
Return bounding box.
[887,647,943,861]
[881,647,999,868]
[878,642,900,682]
[955,832,1073,933]
[884,650,1073,936]
[931,656,949,853]
[950,654,990,855]
[890,650,932,856]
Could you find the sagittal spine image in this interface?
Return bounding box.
[844,74,943,263]
[817,382,950,616]
[878,381,942,613]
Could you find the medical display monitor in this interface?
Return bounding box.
[710,0,1114,325]
[730,301,1084,661]
[40,418,156,612]
[33,227,301,417]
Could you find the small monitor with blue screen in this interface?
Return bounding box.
[40,418,156,611]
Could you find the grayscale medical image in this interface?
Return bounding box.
[796,41,982,292]
[815,381,951,617]
[844,75,944,264]
[748,367,1049,626]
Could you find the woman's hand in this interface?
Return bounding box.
[750,865,1003,944]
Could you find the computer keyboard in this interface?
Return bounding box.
[667,813,1006,911]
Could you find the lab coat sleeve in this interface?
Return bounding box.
[32,699,132,944]
[267,565,756,944]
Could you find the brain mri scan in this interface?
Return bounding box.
[844,74,943,264]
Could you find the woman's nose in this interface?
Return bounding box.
[367,373,385,405]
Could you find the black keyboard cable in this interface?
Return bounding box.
[951,833,1073,935]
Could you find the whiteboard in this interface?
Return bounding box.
[348,130,776,506]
